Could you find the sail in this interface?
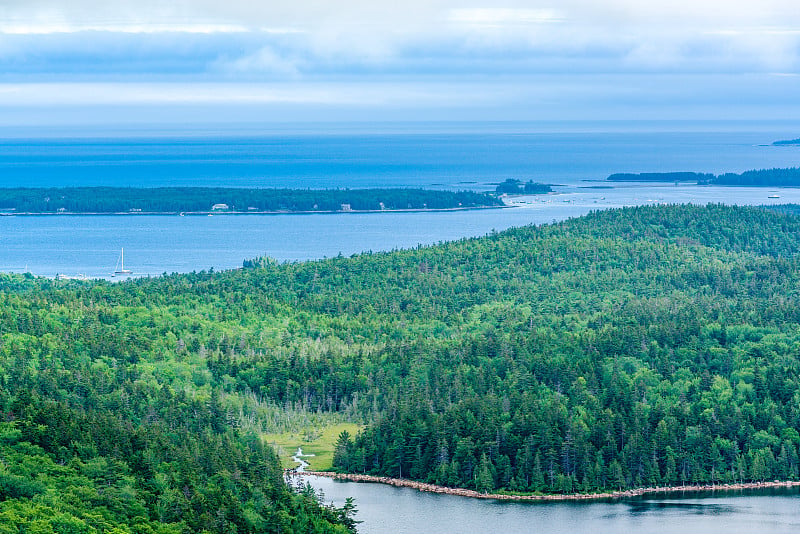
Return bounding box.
[113,248,133,276]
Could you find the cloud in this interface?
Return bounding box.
[448,8,564,27]
[0,81,497,108]
[212,46,302,78]
[1,23,249,34]
[3,1,800,77]
[2,70,800,125]
[1,1,800,122]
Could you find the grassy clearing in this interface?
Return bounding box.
[264,422,362,471]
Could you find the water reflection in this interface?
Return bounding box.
[626,500,737,516]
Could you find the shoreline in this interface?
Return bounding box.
[0,205,505,217]
[296,471,800,501]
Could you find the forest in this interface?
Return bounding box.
[714,168,800,186]
[494,179,552,194]
[0,187,501,214]
[5,204,800,531]
[606,172,713,182]
[772,138,800,145]
[607,167,800,186]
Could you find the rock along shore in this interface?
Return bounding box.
[295,471,800,502]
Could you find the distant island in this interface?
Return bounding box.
[608,167,800,186]
[607,172,714,183]
[495,179,553,194]
[772,138,800,146]
[0,187,503,214]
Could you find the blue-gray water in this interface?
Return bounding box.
[301,475,800,534]
[3,184,800,278]
[2,126,800,190]
[3,124,800,277]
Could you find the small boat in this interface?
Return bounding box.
[112,248,133,277]
[768,194,780,199]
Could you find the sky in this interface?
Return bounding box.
[2,0,800,126]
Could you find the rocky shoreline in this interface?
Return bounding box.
[295,471,800,501]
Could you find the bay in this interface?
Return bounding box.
[4,123,800,277]
[3,183,800,278]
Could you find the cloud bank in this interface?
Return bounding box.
[1,0,799,122]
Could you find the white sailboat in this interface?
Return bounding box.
[112,248,133,277]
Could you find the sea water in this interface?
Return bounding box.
[2,121,800,277]
[2,122,800,190]
[4,184,800,279]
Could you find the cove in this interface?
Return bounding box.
[298,474,800,534]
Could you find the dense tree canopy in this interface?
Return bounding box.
[4,203,800,530]
[0,187,500,214]
[772,138,800,146]
[607,167,800,186]
[607,172,712,182]
[494,180,552,194]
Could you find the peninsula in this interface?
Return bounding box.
[299,471,800,502]
[0,186,502,215]
[772,138,800,146]
[608,167,800,186]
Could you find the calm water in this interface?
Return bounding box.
[4,125,800,275]
[302,475,800,534]
[1,124,800,278]
[3,183,800,278]
[1,127,799,190]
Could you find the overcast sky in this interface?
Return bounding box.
[2,0,800,126]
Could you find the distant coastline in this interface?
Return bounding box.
[607,171,712,183]
[299,471,800,502]
[0,205,506,217]
[608,167,800,187]
[772,138,800,146]
[0,186,503,215]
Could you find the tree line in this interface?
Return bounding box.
[0,187,501,214]
[607,167,800,186]
[4,203,800,531]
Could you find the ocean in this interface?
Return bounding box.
[2,122,799,190]
[1,121,800,277]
